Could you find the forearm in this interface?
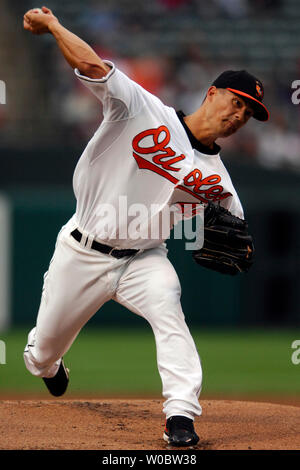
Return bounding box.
[48,21,110,78]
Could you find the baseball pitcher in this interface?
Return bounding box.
[23,6,269,447]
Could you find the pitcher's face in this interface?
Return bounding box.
[207,87,254,138]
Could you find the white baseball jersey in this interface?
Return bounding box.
[73,61,244,249]
[24,59,246,423]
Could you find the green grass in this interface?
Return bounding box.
[1,327,300,398]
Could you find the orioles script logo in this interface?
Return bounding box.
[132,126,184,185]
[132,126,232,203]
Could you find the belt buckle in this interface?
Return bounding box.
[109,246,124,258]
[108,247,117,257]
[109,246,141,258]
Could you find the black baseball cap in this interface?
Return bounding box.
[212,70,269,121]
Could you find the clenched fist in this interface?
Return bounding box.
[23,6,58,35]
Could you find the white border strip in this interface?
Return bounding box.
[0,194,11,331]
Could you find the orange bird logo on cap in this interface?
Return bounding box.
[255,81,263,99]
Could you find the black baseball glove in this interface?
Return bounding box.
[192,202,254,275]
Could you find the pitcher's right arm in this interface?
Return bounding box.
[23,6,110,79]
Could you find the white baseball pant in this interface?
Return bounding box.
[24,216,202,420]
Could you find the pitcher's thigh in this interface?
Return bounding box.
[33,237,113,364]
[115,246,183,325]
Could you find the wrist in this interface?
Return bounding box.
[47,18,60,34]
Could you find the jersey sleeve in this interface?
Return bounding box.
[74,60,146,121]
[225,195,244,220]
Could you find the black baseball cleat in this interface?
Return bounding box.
[163,416,199,447]
[42,358,69,397]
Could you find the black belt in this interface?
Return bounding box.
[71,229,139,259]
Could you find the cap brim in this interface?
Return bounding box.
[227,88,269,122]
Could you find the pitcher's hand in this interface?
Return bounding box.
[23,6,58,35]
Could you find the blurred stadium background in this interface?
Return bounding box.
[0,0,299,399]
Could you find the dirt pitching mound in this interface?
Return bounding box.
[0,399,299,450]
